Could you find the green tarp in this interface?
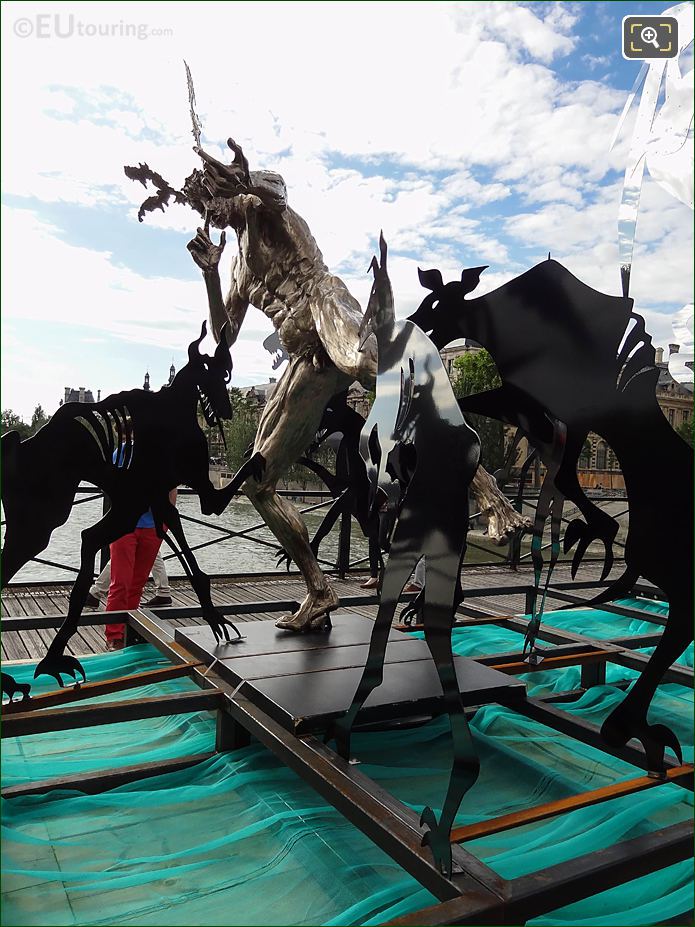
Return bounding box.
[2,599,692,926]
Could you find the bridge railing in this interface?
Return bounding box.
[1,484,628,585]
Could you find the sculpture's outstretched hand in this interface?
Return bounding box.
[187,226,226,274]
[194,139,250,199]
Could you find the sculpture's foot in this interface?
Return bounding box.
[564,517,617,580]
[325,714,353,760]
[1,672,31,703]
[400,590,423,626]
[523,616,545,663]
[34,651,86,688]
[601,710,683,776]
[207,613,243,643]
[275,588,339,632]
[487,507,531,546]
[420,806,453,878]
[200,603,243,643]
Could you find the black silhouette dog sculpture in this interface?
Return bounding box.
[1,323,263,689]
[410,262,620,580]
[409,258,693,772]
[329,236,481,877]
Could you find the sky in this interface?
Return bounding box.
[1,0,693,420]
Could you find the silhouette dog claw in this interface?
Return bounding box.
[1,672,32,703]
[34,652,86,689]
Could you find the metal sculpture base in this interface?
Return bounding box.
[176,613,526,736]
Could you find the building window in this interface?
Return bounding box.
[595,442,607,469]
[683,409,691,423]
[668,408,674,425]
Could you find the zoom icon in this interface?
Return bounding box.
[623,16,678,59]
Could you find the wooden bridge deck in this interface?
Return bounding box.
[1,562,616,664]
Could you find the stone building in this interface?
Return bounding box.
[142,363,176,392]
[239,378,278,406]
[655,345,692,433]
[60,386,98,405]
[345,381,371,418]
[439,340,483,376]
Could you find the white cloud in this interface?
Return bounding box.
[1,205,276,415]
[1,0,692,416]
[503,177,694,349]
[453,1,577,63]
[1,1,627,207]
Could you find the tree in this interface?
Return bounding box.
[450,349,505,471]
[675,419,694,448]
[221,388,261,473]
[30,404,49,435]
[1,409,31,440]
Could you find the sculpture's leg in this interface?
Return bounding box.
[330,526,420,759]
[153,501,242,642]
[276,489,352,571]
[34,507,139,686]
[419,548,480,878]
[0,462,78,586]
[244,355,349,631]
[601,590,690,773]
[557,429,619,580]
[307,490,352,557]
[525,420,567,656]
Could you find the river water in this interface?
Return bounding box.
[3,494,371,584]
[3,492,627,585]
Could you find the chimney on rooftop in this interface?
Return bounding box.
[669,343,680,356]
[655,347,664,363]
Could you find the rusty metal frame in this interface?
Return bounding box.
[2,580,692,925]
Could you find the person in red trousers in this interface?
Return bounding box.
[104,488,177,650]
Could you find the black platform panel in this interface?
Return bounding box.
[178,611,407,663]
[176,612,525,735]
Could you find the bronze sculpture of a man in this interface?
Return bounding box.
[163,139,527,630]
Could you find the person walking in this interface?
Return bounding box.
[360,545,426,593]
[86,550,172,609]
[102,438,177,649]
[104,489,176,650]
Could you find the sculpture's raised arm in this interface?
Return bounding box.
[187,222,250,346]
